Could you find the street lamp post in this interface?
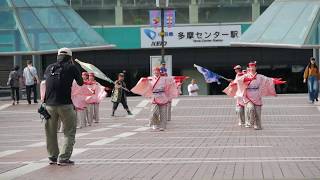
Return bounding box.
[156,0,169,64]
[160,8,165,65]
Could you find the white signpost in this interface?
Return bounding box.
[141,25,241,48]
[150,55,172,76]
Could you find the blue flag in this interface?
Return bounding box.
[194,64,221,84]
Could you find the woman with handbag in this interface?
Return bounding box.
[23,60,39,104]
[7,65,21,105]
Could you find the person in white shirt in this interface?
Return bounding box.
[23,60,39,104]
[188,79,199,96]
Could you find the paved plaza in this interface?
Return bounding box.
[0,94,320,179]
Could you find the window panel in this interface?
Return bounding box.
[33,8,84,47]
[60,7,106,46]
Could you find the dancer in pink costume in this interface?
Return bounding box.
[131,67,179,131]
[224,61,285,130]
[85,73,106,125]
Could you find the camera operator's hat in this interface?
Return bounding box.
[118,73,125,77]
[58,47,72,56]
[233,65,241,70]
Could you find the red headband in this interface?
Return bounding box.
[153,67,161,73]
[248,61,256,67]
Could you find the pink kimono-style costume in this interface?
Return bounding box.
[131,76,178,130]
[84,81,106,125]
[223,73,246,126]
[235,72,276,129]
[71,81,91,128]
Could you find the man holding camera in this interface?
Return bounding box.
[43,48,83,166]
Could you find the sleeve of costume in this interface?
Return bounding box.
[223,81,237,97]
[234,75,248,98]
[131,78,153,97]
[94,83,107,103]
[84,83,105,104]
[40,80,46,102]
[165,77,179,100]
[259,75,276,97]
[71,81,88,109]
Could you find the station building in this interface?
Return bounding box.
[0,0,317,95]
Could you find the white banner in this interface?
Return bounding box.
[141,25,241,48]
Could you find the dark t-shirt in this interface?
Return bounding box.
[44,61,83,106]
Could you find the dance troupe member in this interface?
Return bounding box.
[224,61,285,130]
[71,72,106,128]
[131,67,178,131]
[111,73,132,116]
[224,65,246,126]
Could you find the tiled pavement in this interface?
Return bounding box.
[0,94,320,179]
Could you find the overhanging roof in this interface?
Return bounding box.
[231,0,320,49]
[0,0,114,55]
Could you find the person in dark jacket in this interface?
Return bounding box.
[111,73,132,116]
[43,48,83,166]
[7,65,21,105]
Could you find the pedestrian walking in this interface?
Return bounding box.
[303,57,319,103]
[7,65,21,105]
[43,48,83,166]
[23,60,39,104]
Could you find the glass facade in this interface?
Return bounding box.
[67,0,275,25]
[238,0,320,46]
[0,0,107,52]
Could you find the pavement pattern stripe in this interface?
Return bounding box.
[113,132,137,138]
[0,163,48,180]
[0,150,24,158]
[86,138,119,146]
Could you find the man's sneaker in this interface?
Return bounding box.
[58,159,75,166]
[127,111,133,115]
[48,157,57,165]
[316,98,319,102]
